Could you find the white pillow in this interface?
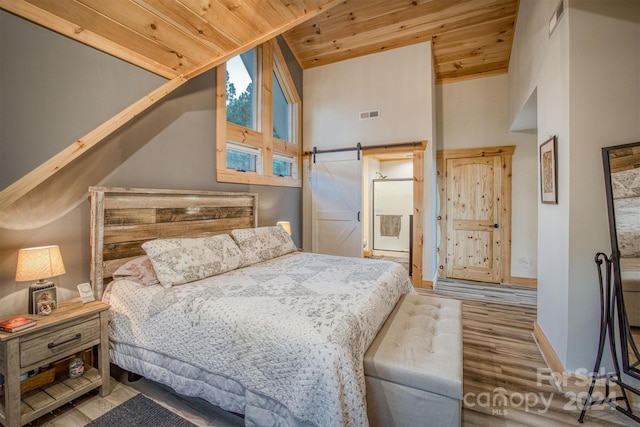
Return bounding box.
[142,234,243,288]
[112,256,160,286]
[231,226,297,266]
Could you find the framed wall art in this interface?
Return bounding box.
[540,136,558,204]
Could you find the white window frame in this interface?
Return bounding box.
[226,141,263,174]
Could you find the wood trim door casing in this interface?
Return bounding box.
[412,149,424,288]
[361,141,426,288]
[436,145,515,283]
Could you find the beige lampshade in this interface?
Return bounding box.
[15,245,66,282]
[276,221,292,236]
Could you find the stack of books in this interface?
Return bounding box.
[0,316,36,333]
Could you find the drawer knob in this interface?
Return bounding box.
[48,333,81,349]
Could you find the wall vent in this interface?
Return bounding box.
[549,0,564,37]
[359,109,381,120]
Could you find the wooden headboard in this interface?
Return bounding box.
[89,187,258,299]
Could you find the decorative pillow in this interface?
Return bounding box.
[231,226,297,266]
[142,234,244,288]
[112,256,160,286]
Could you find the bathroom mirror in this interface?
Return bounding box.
[603,141,640,380]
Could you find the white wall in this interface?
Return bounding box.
[567,0,640,371]
[436,74,538,279]
[509,0,640,371]
[303,42,436,279]
[380,160,413,178]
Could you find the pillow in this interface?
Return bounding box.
[112,256,160,286]
[231,226,297,266]
[142,234,244,288]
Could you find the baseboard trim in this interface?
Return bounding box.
[510,276,537,287]
[533,321,565,375]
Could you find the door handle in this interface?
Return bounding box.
[494,224,499,228]
[357,211,361,222]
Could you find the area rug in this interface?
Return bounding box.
[87,393,196,427]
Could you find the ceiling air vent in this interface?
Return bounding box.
[359,109,381,120]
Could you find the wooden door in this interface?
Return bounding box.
[446,156,502,282]
[311,152,362,257]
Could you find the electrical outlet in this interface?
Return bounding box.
[520,257,531,268]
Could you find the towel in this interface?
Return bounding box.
[380,215,402,238]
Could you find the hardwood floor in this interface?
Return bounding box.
[24,294,639,427]
[459,299,635,426]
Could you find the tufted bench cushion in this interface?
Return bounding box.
[364,293,463,426]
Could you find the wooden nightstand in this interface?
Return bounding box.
[0,298,110,427]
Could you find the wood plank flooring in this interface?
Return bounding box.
[23,293,639,426]
[458,299,634,426]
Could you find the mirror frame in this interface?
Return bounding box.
[603,141,640,380]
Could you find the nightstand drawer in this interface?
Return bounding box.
[20,318,101,367]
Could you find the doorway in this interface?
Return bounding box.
[363,153,414,277]
[308,141,426,288]
[372,178,413,255]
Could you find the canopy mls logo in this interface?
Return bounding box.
[462,368,620,416]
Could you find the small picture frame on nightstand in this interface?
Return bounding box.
[77,283,95,303]
[32,287,58,316]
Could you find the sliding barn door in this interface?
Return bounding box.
[311,152,362,257]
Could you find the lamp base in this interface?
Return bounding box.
[28,281,55,314]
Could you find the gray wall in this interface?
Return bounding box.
[0,12,302,315]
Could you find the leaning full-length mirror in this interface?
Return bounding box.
[603,142,640,380]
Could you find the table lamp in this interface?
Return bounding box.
[15,245,66,313]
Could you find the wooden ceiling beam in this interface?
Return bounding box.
[0,76,188,211]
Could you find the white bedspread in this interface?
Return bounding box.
[106,252,413,427]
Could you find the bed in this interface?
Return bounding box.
[89,187,414,427]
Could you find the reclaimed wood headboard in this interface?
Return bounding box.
[89,187,258,299]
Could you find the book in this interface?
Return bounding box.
[0,316,36,333]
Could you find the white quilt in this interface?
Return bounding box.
[106,252,413,427]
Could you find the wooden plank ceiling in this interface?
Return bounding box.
[284,0,519,83]
[1,0,519,84]
[0,0,518,214]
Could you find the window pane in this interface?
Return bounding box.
[226,49,256,129]
[273,158,292,177]
[227,146,257,172]
[273,71,291,142]
[273,154,296,178]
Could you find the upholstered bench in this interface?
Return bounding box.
[364,294,463,427]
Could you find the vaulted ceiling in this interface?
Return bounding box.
[0,0,519,213]
[1,0,519,84]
